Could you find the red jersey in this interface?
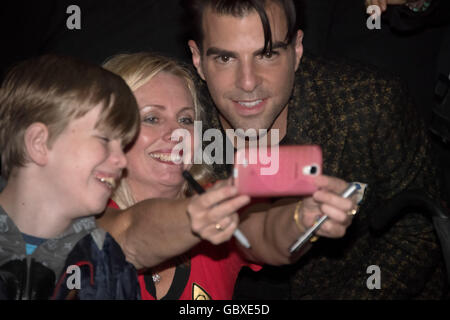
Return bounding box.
[107,199,261,300]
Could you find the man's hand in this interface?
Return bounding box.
[235,175,359,265]
[297,175,357,239]
[187,180,251,245]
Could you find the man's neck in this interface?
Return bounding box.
[0,171,75,239]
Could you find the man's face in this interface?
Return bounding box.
[189,2,303,135]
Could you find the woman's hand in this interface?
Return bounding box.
[187,180,251,245]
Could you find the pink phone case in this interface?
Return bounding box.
[233,145,322,197]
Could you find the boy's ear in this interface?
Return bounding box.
[188,40,206,80]
[24,123,50,167]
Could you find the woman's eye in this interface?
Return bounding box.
[179,117,194,125]
[143,116,158,124]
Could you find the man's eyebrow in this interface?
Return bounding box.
[254,41,289,55]
[205,47,238,58]
[205,42,289,58]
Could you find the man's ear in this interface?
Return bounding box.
[24,123,50,167]
[188,40,206,80]
[293,30,304,72]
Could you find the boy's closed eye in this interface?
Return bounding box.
[95,134,112,144]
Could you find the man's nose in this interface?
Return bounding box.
[236,60,262,93]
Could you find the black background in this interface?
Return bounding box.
[1,0,449,126]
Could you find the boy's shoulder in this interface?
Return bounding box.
[52,229,140,300]
[0,209,138,300]
[0,211,95,299]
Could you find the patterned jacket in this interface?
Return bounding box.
[0,207,139,300]
[198,54,447,299]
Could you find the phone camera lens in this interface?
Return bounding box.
[303,164,320,175]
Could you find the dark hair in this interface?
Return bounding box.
[182,0,297,53]
[0,54,140,180]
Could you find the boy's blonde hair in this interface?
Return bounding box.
[103,52,215,208]
[0,55,141,180]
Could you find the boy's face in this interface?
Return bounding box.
[46,105,127,216]
[189,2,303,135]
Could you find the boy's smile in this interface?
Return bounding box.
[46,105,127,216]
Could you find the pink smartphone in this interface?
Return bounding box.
[233,145,322,197]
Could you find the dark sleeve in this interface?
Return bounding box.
[357,76,445,298]
[370,77,441,199]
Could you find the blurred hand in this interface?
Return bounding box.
[187,179,251,245]
[296,175,358,239]
[366,0,407,12]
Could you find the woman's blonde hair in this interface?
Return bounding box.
[103,52,216,209]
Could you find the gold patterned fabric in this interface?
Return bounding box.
[197,54,447,299]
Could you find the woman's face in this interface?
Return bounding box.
[125,72,195,201]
